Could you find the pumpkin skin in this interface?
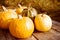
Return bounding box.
[0,9,18,29]
[35,14,52,32]
[27,7,37,18]
[9,17,34,38]
[16,4,27,14]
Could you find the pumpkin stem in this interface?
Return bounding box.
[18,4,22,9]
[44,12,47,14]
[42,12,47,17]
[2,6,8,11]
[22,6,27,9]
[18,15,22,19]
[27,3,32,17]
[18,4,27,10]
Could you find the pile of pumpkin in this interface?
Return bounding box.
[0,4,52,38]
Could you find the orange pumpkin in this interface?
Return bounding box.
[0,6,18,29]
[9,16,34,38]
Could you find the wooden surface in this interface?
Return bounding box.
[0,20,60,40]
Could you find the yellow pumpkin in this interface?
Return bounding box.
[35,14,52,32]
[0,8,18,29]
[9,16,34,38]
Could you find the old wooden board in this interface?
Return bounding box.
[0,20,60,40]
[33,21,60,40]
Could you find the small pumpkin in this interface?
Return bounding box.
[0,6,18,29]
[22,7,37,20]
[35,13,52,32]
[16,4,27,14]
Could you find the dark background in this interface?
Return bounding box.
[0,0,60,22]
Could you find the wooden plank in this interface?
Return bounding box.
[52,21,60,26]
[5,32,16,40]
[5,31,37,40]
[0,29,16,40]
[16,35,37,40]
[0,29,37,40]
[33,29,60,40]
[0,29,6,40]
[52,21,60,32]
[33,21,60,40]
[52,24,60,33]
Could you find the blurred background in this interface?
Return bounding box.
[0,0,60,22]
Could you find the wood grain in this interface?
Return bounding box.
[33,29,60,40]
[16,36,37,40]
[0,30,6,40]
[33,20,60,40]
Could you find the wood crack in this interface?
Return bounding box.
[32,34,39,40]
